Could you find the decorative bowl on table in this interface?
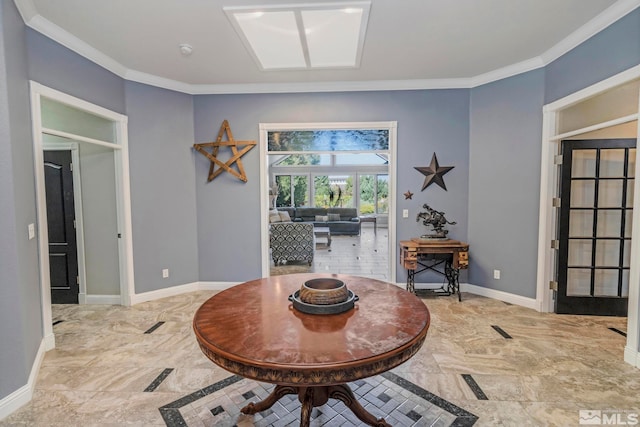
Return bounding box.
[299,278,348,305]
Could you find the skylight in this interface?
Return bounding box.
[224,2,371,70]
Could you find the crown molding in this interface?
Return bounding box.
[124,69,195,94]
[13,0,37,22]
[188,78,474,95]
[14,0,640,95]
[540,0,640,65]
[468,57,546,88]
[20,10,128,78]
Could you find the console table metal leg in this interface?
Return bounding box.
[406,269,416,294]
[444,261,462,302]
[453,268,461,302]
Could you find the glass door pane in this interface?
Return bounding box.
[292,175,309,207]
[275,175,291,207]
[377,175,389,214]
[313,175,353,208]
[359,175,376,214]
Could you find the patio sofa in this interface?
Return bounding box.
[278,207,361,235]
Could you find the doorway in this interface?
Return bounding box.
[259,122,397,281]
[30,82,134,350]
[556,139,636,315]
[537,67,640,367]
[44,150,79,304]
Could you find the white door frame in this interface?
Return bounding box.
[259,122,398,282]
[535,64,640,368]
[30,81,135,351]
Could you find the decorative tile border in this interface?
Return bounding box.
[460,374,488,401]
[491,325,512,339]
[144,321,165,334]
[158,372,478,426]
[144,368,174,392]
[608,327,627,337]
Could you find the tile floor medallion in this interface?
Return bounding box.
[158,372,477,426]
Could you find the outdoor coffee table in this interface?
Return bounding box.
[314,226,331,247]
[193,273,430,427]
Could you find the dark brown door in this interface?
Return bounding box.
[44,150,79,304]
[556,139,635,315]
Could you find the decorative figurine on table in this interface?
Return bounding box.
[416,204,456,239]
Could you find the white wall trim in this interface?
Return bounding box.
[461,283,539,310]
[129,282,200,305]
[391,281,538,310]
[624,346,640,368]
[0,338,46,421]
[198,281,237,291]
[84,295,122,305]
[128,281,236,305]
[15,1,640,95]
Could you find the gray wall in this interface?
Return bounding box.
[26,29,126,115]
[545,8,640,104]
[193,90,470,282]
[125,81,199,293]
[468,69,545,298]
[0,0,41,399]
[79,143,120,296]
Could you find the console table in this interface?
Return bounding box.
[399,239,469,301]
[193,274,430,427]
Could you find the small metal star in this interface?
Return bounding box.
[403,190,413,200]
[414,153,454,191]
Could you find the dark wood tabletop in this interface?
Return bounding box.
[194,273,430,386]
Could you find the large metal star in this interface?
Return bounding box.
[414,153,454,191]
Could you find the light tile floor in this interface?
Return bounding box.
[271,224,389,280]
[0,291,640,426]
[1,284,637,426]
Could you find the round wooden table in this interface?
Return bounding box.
[193,273,430,427]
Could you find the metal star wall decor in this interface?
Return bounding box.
[193,120,257,183]
[414,153,454,191]
[404,190,414,200]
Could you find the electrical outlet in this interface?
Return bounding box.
[402,209,409,218]
[493,269,501,280]
[162,269,169,278]
[28,223,35,240]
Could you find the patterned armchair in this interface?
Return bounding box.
[270,222,314,265]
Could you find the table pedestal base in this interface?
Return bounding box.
[241,384,391,427]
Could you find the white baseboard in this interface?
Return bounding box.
[198,281,237,291]
[129,281,200,305]
[461,283,538,310]
[395,281,537,310]
[43,332,55,351]
[0,338,46,421]
[85,295,121,305]
[624,345,640,368]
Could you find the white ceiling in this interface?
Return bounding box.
[14,0,640,94]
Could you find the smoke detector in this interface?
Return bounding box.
[179,44,193,56]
